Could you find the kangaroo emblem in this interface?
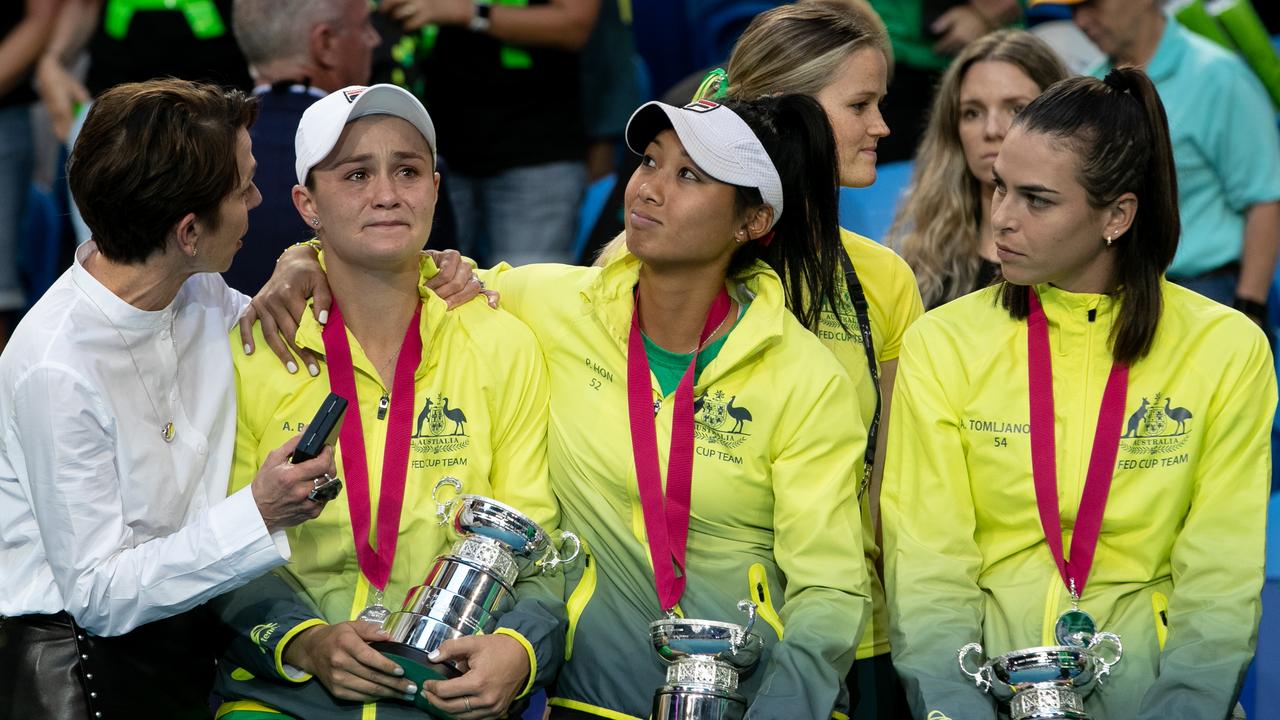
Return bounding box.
[414,399,433,438]
[1123,398,1148,438]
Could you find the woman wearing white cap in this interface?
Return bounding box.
[472,94,870,720]
[259,93,871,717]
[210,84,566,720]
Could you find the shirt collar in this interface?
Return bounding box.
[252,82,328,99]
[1143,13,1184,83]
[70,241,178,331]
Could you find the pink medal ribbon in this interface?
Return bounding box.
[627,287,731,613]
[1027,287,1128,645]
[322,302,423,601]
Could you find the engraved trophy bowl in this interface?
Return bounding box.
[649,601,765,720]
[957,632,1123,720]
[372,477,580,719]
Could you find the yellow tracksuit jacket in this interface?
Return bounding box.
[819,229,924,662]
[213,255,564,720]
[482,252,871,720]
[883,281,1275,720]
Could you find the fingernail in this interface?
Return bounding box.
[404,692,416,702]
[244,343,252,355]
[405,683,417,694]
[308,363,320,377]
[427,649,441,661]
[318,309,329,324]
[287,361,298,374]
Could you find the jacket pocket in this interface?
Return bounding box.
[1151,591,1169,651]
[748,563,785,641]
[564,539,596,661]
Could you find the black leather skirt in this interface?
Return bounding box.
[0,609,218,719]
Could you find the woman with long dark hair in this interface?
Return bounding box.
[883,67,1275,719]
[479,93,871,719]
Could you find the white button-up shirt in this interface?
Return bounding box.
[0,243,289,636]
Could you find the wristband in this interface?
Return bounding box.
[1233,295,1268,319]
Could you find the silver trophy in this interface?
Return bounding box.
[649,600,765,720]
[957,632,1123,720]
[371,477,579,716]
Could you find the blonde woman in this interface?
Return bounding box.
[890,30,1068,309]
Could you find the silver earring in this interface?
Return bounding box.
[311,218,320,227]
[191,245,198,257]
[1105,234,1114,247]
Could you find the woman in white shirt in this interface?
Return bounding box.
[0,79,337,719]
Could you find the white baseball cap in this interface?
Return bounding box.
[625,99,784,228]
[294,84,437,185]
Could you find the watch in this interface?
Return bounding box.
[1233,294,1269,321]
[468,3,492,33]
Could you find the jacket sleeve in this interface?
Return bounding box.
[207,570,327,684]
[747,367,872,720]
[881,324,998,719]
[486,316,566,697]
[1134,327,1275,718]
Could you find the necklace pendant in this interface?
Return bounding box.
[161,422,175,443]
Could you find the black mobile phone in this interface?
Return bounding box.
[294,393,347,501]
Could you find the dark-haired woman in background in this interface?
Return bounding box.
[882,67,1275,720]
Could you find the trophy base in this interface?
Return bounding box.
[1009,683,1089,720]
[652,686,747,720]
[371,641,463,719]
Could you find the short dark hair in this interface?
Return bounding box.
[68,78,260,264]
[999,68,1179,365]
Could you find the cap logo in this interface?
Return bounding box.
[683,99,720,113]
[342,88,367,103]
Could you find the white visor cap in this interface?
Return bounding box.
[625,99,784,229]
[295,84,437,185]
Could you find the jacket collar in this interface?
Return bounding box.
[294,250,446,381]
[585,249,791,385]
[1034,283,1121,357]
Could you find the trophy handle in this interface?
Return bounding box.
[538,531,582,574]
[433,476,463,525]
[737,597,752,635]
[1088,631,1124,684]
[957,642,991,693]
